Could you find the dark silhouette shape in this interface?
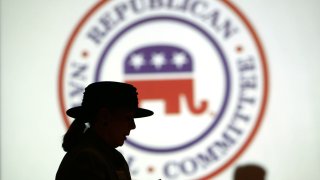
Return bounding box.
[234,164,266,180]
[56,81,153,180]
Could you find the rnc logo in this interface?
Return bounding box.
[124,44,208,115]
[58,0,269,179]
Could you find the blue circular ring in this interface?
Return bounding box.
[95,16,231,153]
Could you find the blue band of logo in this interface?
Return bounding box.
[95,16,231,153]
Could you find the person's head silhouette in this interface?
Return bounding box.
[56,81,153,180]
[234,164,266,180]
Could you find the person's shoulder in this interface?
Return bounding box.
[74,146,106,161]
[56,146,116,180]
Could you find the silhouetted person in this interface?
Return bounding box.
[56,81,153,180]
[234,164,266,180]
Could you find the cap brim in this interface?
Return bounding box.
[66,106,83,118]
[66,106,153,118]
[134,108,154,118]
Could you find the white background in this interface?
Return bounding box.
[1,0,320,179]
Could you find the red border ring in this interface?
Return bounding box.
[58,0,108,128]
[57,0,269,179]
[200,1,269,179]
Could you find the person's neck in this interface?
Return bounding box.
[92,125,117,148]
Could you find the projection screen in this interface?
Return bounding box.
[1,0,320,179]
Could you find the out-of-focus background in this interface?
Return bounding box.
[1,0,320,179]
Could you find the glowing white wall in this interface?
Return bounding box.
[1,0,320,179]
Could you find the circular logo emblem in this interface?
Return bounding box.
[58,0,269,179]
